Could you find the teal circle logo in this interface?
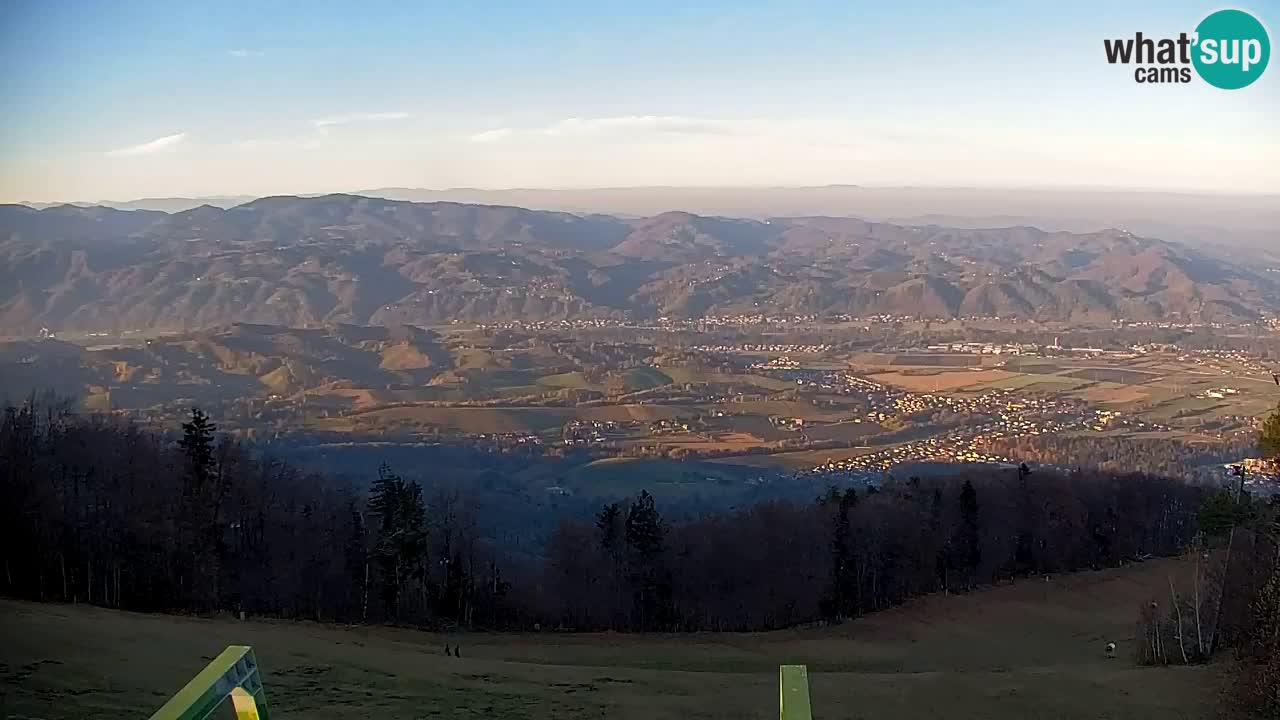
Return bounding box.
[1192,9,1270,89]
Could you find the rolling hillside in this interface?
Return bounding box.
[2,195,1277,336]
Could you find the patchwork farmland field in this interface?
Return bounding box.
[890,354,983,367]
[867,368,1018,392]
[1062,367,1162,384]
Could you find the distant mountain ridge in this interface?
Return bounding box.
[16,185,1278,253]
[2,194,1277,336]
[21,196,256,213]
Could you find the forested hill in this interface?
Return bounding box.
[1,397,1208,632]
[3,194,1278,336]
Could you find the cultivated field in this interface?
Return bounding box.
[866,368,1018,392]
[0,558,1224,720]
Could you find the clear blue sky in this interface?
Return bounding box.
[1,0,1277,201]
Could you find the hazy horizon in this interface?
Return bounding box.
[14,182,1280,208]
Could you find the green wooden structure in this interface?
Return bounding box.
[149,645,270,720]
[779,664,813,720]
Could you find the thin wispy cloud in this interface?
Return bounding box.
[228,135,322,151]
[312,112,411,129]
[467,116,735,143]
[106,133,188,157]
[226,112,414,148]
[227,49,265,58]
[545,116,733,137]
[467,128,513,143]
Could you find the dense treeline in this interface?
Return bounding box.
[0,396,507,625]
[987,434,1256,481]
[542,466,1205,631]
[1132,407,1280,717]
[1138,495,1280,717]
[0,394,1213,634]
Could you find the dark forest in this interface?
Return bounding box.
[1,395,1211,632]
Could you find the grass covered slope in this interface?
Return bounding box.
[0,557,1221,720]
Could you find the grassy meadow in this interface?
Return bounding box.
[0,557,1225,720]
